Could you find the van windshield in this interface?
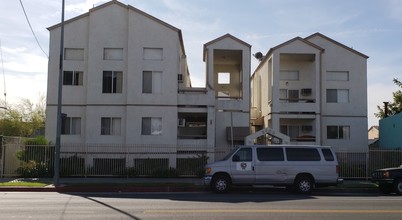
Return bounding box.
[221,147,240,161]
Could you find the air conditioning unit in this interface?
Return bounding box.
[178,118,186,127]
[301,88,312,96]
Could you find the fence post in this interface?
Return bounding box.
[365,151,369,180]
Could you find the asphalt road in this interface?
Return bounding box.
[1,191,402,220]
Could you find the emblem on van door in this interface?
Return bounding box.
[236,162,252,171]
[241,163,247,170]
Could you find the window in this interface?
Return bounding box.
[327,89,349,103]
[321,149,335,161]
[232,148,252,162]
[101,117,121,135]
[280,89,287,102]
[143,48,163,60]
[286,148,321,161]
[218,72,230,84]
[327,71,349,81]
[178,74,183,82]
[280,71,299,81]
[103,71,122,93]
[257,148,284,161]
[63,71,83,85]
[142,117,162,135]
[64,48,84,60]
[61,117,81,135]
[142,71,162,94]
[280,125,300,139]
[327,126,350,140]
[288,90,299,102]
[104,48,123,60]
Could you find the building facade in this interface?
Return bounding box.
[45,0,250,163]
[250,33,368,152]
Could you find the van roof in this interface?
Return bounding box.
[242,145,332,149]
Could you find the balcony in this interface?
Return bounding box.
[278,98,317,113]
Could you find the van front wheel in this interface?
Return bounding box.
[294,176,314,194]
[212,174,231,193]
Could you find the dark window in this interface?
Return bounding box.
[102,71,122,93]
[61,117,71,135]
[232,148,252,162]
[257,148,284,161]
[286,148,321,161]
[63,71,83,85]
[322,149,335,161]
[327,126,350,139]
[142,71,152,93]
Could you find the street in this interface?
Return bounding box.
[1,190,401,220]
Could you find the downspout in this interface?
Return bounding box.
[319,51,323,145]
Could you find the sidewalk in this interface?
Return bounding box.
[0,177,378,193]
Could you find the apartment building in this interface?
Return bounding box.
[45,0,250,163]
[250,33,368,152]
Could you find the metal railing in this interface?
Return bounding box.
[2,142,402,179]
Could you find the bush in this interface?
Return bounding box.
[16,160,52,178]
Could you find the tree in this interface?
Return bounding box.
[375,78,402,119]
[0,94,46,137]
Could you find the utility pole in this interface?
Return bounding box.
[54,0,65,186]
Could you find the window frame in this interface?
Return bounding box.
[63,71,83,86]
[142,71,162,94]
[102,71,123,94]
[61,117,81,135]
[327,125,350,140]
[103,48,124,60]
[141,117,162,136]
[101,117,121,136]
[326,89,349,103]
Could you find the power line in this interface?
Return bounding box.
[0,39,7,106]
[18,0,49,58]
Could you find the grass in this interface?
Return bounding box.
[0,181,49,187]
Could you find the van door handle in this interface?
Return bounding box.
[252,166,255,171]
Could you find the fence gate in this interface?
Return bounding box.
[1,136,24,177]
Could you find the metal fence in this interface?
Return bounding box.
[1,142,402,179]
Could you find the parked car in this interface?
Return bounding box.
[204,145,343,193]
[372,165,402,195]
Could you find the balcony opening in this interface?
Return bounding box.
[178,113,207,139]
[213,49,242,99]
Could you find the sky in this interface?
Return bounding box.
[1,0,402,128]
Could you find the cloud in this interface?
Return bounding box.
[66,0,108,14]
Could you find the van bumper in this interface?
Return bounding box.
[203,176,212,186]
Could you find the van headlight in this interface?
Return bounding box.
[206,167,212,174]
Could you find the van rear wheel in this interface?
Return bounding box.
[212,174,231,193]
[294,176,314,194]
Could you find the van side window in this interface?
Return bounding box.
[286,148,321,161]
[257,148,284,161]
[232,148,252,162]
[321,149,335,161]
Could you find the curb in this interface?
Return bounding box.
[0,186,206,193]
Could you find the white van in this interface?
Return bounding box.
[204,145,342,193]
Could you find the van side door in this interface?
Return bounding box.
[255,147,287,184]
[230,147,255,184]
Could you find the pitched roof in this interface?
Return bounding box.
[203,33,251,61]
[305,32,369,59]
[254,36,324,73]
[47,0,187,57]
